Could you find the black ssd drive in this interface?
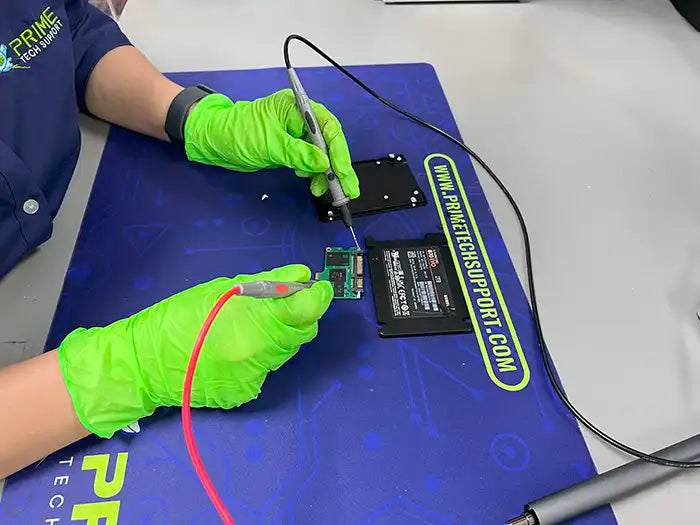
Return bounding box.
[366,234,473,337]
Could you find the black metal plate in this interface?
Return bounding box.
[315,154,427,222]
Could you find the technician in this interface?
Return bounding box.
[0,0,359,478]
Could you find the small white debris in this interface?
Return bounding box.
[121,421,141,434]
[261,194,269,200]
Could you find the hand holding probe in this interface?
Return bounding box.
[286,67,360,249]
[182,278,322,525]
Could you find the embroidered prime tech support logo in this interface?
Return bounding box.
[0,6,63,73]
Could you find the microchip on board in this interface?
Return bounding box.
[315,247,363,299]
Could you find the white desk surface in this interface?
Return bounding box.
[2,0,700,522]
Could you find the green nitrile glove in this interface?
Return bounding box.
[58,265,333,438]
[184,89,360,199]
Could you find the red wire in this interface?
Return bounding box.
[182,286,241,525]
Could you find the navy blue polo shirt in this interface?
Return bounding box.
[0,0,130,278]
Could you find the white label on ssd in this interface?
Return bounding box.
[382,247,453,319]
[384,249,410,316]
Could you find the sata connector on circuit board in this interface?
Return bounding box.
[315,247,364,299]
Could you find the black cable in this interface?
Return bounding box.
[283,35,293,69]
[284,34,700,468]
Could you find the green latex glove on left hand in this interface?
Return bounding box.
[184,89,360,199]
[58,264,333,438]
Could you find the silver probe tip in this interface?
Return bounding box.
[349,226,360,250]
[506,512,538,525]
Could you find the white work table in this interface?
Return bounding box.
[2,0,700,522]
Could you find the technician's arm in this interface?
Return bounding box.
[85,45,183,141]
[84,45,360,197]
[0,351,88,478]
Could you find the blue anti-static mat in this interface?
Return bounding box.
[1,64,617,525]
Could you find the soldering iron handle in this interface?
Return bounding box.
[521,433,700,524]
[286,67,349,209]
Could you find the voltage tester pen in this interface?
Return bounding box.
[286,66,360,249]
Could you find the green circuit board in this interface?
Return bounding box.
[315,247,364,299]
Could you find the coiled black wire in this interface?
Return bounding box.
[284,33,699,468]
